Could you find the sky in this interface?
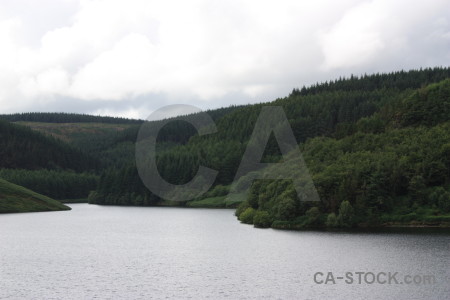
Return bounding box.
[0,0,449,119]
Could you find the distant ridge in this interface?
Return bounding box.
[0,119,99,171]
[0,112,143,124]
[291,67,450,96]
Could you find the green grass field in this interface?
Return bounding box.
[0,178,71,213]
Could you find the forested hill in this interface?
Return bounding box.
[2,67,450,224]
[87,67,450,229]
[0,103,243,204]
[0,120,100,202]
[0,120,98,171]
[239,78,450,228]
[290,67,450,96]
[0,112,143,124]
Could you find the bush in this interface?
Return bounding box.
[429,187,450,213]
[235,201,250,217]
[337,200,355,228]
[239,207,256,224]
[305,207,321,225]
[438,192,450,213]
[206,185,230,198]
[88,191,99,204]
[253,211,272,228]
[408,175,426,203]
[365,208,382,226]
[399,212,418,222]
[326,213,338,227]
[428,187,446,205]
[275,192,297,221]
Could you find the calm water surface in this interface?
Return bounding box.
[0,204,449,299]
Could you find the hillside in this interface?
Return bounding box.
[0,113,144,168]
[0,120,100,200]
[15,121,135,144]
[14,121,138,166]
[86,67,450,228]
[0,178,70,213]
[239,79,450,228]
[2,68,450,225]
[0,120,98,171]
[7,106,243,170]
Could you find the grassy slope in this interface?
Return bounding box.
[0,178,70,213]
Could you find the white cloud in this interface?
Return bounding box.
[320,0,450,71]
[0,0,449,117]
[19,67,69,97]
[69,33,159,100]
[91,106,151,119]
[320,1,386,70]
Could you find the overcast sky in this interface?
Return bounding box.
[0,0,449,119]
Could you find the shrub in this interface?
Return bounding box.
[275,193,297,221]
[408,175,426,203]
[305,207,321,225]
[438,192,450,213]
[422,215,450,222]
[239,207,256,224]
[235,201,250,217]
[429,187,450,213]
[253,211,272,228]
[337,200,355,228]
[399,212,418,222]
[88,191,99,203]
[326,213,338,227]
[207,185,230,197]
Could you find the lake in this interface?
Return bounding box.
[0,204,449,299]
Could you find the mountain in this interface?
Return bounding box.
[2,67,450,226]
[0,119,99,171]
[86,67,450,228]
[0,120,100,200]
[0,178,70,213]
[0,113,142,168]
[239,78,450,228]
